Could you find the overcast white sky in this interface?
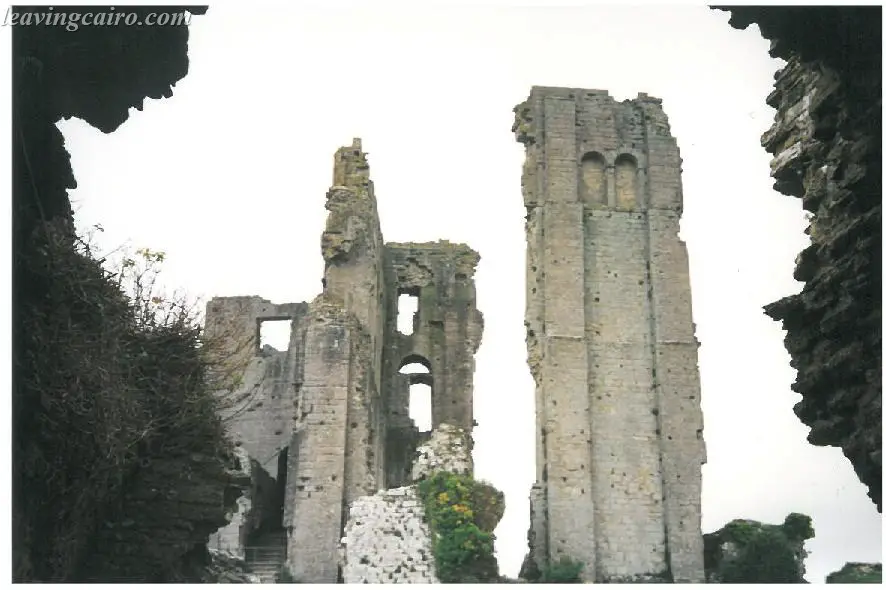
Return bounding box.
[52,2,880,582]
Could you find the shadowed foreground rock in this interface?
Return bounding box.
[11,7,230,582]
[714,5,882,512]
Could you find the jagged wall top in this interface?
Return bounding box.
[513,86,674,148]
[512,85,683,213]
[322,138,383,268]
[333,138,372,188]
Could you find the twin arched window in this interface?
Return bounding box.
[579,152,639,208]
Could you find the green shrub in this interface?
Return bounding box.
[417,471,499,583]
[719,527,801,583]
[826,563,882,584]
[782,513,814,542]
[540,556,584,583]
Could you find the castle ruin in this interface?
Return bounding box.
[204,139,483,582]
[207,86,707,583]
[514,87,707,583]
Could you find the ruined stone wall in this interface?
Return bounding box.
[286,296,367,582]
[514,86,705,582]
[322,139,388,503]
[205,140,484,583]
[381,242,483,487]
[715,5,881,512]
[204,296,308,480]
[207,446,276,558]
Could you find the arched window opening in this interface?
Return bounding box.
[400,354,433,432]
[615,153,639,209]
[399,354,432,374]
[580,152,606,204]
[401,362,429,375]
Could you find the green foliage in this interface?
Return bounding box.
[539,557,584,583]
[14,221,237,581]
[826,563,882,584]
[718,526,802,583]
[721,520,760,546]
[782,513,814,542]
[417,471,500,583]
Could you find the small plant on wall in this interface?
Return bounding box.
[540,556,584,583]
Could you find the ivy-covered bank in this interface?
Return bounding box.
[417,472,504,583]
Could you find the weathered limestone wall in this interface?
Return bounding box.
[514,86,705,582]
[322,139,387,503]
[382,242,483,487]
[286,296,371,582]
[204,296,308,480]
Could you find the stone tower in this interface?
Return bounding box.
[513,87,706,583]
[203,139,483,583]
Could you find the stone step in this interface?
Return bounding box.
[250,556,284,561]
[244,538,286,582]
[246,559,283,571]
[248,560,284,568]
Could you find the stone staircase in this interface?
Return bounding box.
[245,530,288,583]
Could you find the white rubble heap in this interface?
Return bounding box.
[340,423,474,584]
[340,486,438,583]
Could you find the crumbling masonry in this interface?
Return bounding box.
[204,139,483,582]
[514,87,707,583]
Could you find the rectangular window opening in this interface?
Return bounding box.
[258,318,293,353]
[397,292,419,335]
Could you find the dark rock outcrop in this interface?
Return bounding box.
[80,455,250,581]
[714,6,882,512]
[13,5,208,248]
